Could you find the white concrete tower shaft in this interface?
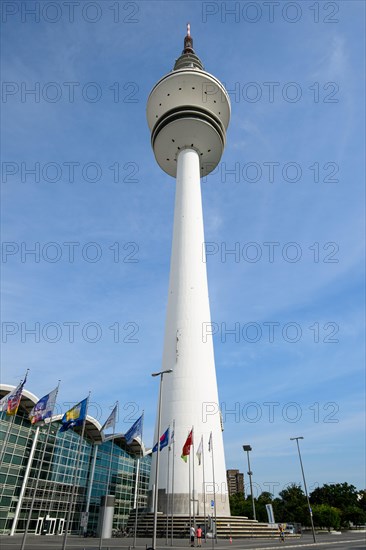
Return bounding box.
[147,27,231,516]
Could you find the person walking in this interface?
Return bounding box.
[278,524,285,542]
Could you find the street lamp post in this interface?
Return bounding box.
[290,437,316,543]
[151,369,173,550]
[243,445,256,521]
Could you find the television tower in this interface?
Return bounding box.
[147,25,231,516]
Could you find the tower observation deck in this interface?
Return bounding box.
[147,24,230,178]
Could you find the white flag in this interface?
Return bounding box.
[196,437,203,465]
[102,404,117,432]
[170,420,175,446]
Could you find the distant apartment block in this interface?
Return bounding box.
[226,469,244,496]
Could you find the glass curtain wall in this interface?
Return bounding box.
[0,410,150,535]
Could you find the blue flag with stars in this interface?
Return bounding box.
[124,413,143,445]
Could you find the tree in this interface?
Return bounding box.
[310,483,365,527]
[342,506,366,527]
[229,493,245,516]
[272,497,285,523]
[356,489,366,512]
[278,484,308,525]
[312,504,341,531]
[255,492,274,523]
[310,483,358,509]
[257,491,274,503]
[230,482,366,528]
[229,493,252,517]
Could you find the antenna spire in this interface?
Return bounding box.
[173,23,204,71]
[183,22,194,54]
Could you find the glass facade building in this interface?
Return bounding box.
[0,385,151,535]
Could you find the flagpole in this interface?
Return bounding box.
[152,383,162,549]
[106,401,118,494]
[62,391,91,550]
[133,456,140,547]
[133,410,144,549]
[210,432,217,544]
[152,370,172,550]
[10,426,40,536]
[188,442,192,532]
[170,419,175,546]
[165,424,171,545]
[201,435,207,541]
[0,413,15,466]
[45,422,66,517]
[192,426,196,530]
[73,410,91,539]
[99,401,118,550]
[20,381,61,549]
[83,441,99,536]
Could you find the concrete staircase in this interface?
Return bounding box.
[127,512,280,539]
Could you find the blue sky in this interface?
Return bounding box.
[1,1,365,496]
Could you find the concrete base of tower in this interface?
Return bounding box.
[147,489,230,516]
[127,510,282,539]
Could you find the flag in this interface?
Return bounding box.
[102,404,117,432]
[152,428,169,452]
[196,437,203,465]
[181,429,193,462]
[0,373,27,416]
[170,420,175,449]
[124,413,143,445]
[29,387,57,425]
[59,398,87,432]
[167,420,175,451]
[208,432,212,452]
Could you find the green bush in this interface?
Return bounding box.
[312,504,341,531]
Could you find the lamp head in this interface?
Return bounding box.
[243,445,252,452]
[151,369,173,377]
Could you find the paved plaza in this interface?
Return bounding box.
[0,532,365,550]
